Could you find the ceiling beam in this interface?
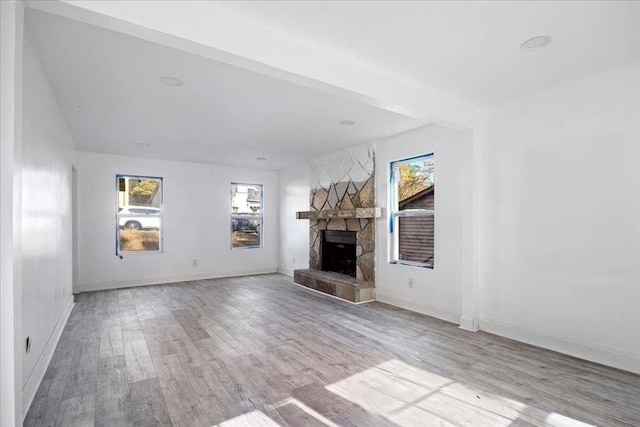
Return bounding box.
[25,0,478,130]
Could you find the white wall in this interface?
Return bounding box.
[21,35,77,417]
[479,61,640,373]
[77,152,279,291]
[1,1,23,424]
[375,125,465,323]
[278,161,310,276]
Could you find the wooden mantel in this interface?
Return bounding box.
[296,207,382,220]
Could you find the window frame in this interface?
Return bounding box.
[389,153,435,269]
[115,174,164,255]
[230,182,263,250]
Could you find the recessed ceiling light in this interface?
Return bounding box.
[137,142,151,147]
[256,157,267,161]
[521,35,552,51]
[340,120,355,126]
[160,76,184,87]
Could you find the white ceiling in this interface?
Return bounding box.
[225,1,640,106]
[26,2,640,170]
[25,9,425,170]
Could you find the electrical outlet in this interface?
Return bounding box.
[192,259,198,267]
[408,278,414,288]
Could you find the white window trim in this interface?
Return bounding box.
[230,182,264,250]
[115,174,164,255]
[389,153,434,268]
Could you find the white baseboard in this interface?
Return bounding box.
[278,267,294,277]
[376,292,460,325]
[480,318,640,375]
[22,295,75,420]
[79,268,278,292]
[459,315,479,332]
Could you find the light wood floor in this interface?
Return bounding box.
[25,273,640,426]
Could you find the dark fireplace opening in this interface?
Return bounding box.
[322,230,356,277]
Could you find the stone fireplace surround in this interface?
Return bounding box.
[294,144,378,303]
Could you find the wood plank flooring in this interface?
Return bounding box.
[25,274,640,426]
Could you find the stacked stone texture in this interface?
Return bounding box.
[308,146,375,283]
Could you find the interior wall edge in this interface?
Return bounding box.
[480,317,640,375]
[1,1,24,425]
[277,267,294,277]
[78,268,278,293]
[458,315,480,332]
[376,292,461,325]
[21,295,74,421]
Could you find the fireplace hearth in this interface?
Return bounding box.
[322,230,356,277]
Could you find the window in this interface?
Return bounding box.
[116,175,163,254]
[390,154,435,267]
[231,183,263,249]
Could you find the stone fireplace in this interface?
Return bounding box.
[293,144,379,303]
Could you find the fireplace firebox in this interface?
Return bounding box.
[322,230,356,277]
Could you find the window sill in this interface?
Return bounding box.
[116,250,164,256]
[390,260,434,269]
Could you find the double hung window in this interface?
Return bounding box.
[389,154,435,267]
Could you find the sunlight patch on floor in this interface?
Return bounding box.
[216,410,280,427]
[273,397,339,427]
[545,413,595,427]
[325,359,595,427]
